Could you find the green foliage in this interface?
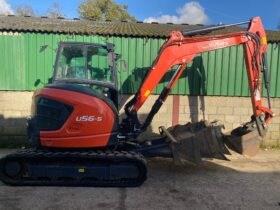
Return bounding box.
[78,0,136,22]
[15,4,35,16]
[47,2,64,18]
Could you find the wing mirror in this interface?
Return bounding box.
[39,45,57,53]
[39,45,48,53]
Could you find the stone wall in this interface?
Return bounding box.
[0,91,279,146]
[176,96,280,145]
[120,95,280,145]
[0,91,33,146]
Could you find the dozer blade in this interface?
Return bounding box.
[161,121,231,165]
[223,125,261,157]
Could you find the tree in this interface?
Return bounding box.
[78,0,136,22]
[15,4,35,16]
[47,2,64,18]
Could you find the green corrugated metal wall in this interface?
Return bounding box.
[0,31,279,97]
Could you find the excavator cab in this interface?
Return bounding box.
[27,42,121,148]
[53,42,119,107]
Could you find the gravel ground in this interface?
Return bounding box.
[0,149,280,210]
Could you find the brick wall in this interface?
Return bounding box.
[121,95,280,145]
[0,91,279,146]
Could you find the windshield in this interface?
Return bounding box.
[55,44,114,84]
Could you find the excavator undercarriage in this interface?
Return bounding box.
[0,149,147,187]
[0,119,264,187]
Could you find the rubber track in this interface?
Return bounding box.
[0,149,147,187]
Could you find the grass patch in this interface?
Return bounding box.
[260,143,280,150]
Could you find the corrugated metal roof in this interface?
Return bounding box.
[0,15,279,41]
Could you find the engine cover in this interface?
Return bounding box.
[28,84,118,148]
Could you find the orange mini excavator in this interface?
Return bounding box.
[0,17,274,187]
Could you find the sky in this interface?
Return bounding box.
[0,0,279,30]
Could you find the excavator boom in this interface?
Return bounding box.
[123,16,273,136]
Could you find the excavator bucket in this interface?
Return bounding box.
[161,121,231,165]
[223,125,261,156]
[161,120,262,165]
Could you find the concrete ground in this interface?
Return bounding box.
[0,149,280,210]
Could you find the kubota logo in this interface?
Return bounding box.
[201,41,229,49]
[76,116,103,122]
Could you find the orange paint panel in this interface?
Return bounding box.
[38,88,116,148]
[41,133,113,148]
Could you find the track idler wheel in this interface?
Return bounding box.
[2,159,25,179]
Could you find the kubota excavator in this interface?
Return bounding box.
[0,16,274,187]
